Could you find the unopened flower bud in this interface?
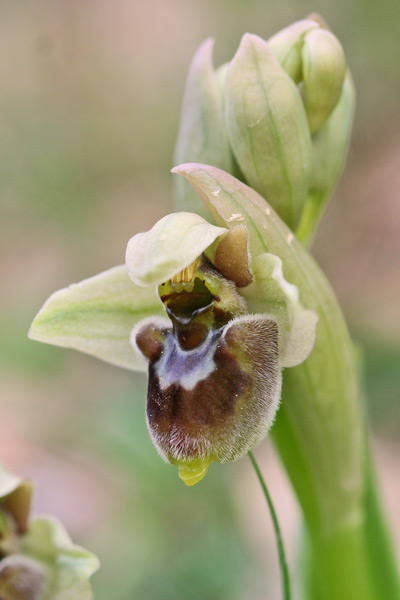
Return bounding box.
[301,28,346,134]
[173,18,352,232]
[267,18,319,81]
[225,33,312,230]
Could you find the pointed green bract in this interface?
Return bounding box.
[224,33,312,230]
[174,38,234,220]
[126,212,227,286]
[172,163,364,533]
[29,265,165,371]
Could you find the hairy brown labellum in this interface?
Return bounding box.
[133,257,281,485]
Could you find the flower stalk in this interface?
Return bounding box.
[248,451,291,600]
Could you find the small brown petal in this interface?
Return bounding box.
[210,226,253,287]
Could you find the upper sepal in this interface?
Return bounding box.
[126,212,227,286]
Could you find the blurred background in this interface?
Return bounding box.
[1,1,399,599]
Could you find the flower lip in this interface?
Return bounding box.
[135,311,282,481]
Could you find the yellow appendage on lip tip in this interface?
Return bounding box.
[178,459,210,486]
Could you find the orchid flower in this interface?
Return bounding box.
[29,169,318,486]
[0,463,98,600]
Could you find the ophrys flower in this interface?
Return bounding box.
[29,177,318,486]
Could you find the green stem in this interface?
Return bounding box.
[278,200,400,599]
[295,192,325,246]
[248,451,291,600]
[363,436,400,600]
[273,365,400,600]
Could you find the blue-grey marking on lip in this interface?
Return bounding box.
[155,330,220,391]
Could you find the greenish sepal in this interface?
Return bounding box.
[267,18,319,81]
[301,28,346,134]
[126,212,227,286]
[20,517,99,600]
[173,38,234,220]
[224,33,312,230]
[29,265,164,371]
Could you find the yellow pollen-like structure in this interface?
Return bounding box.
[170,257,201,292]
